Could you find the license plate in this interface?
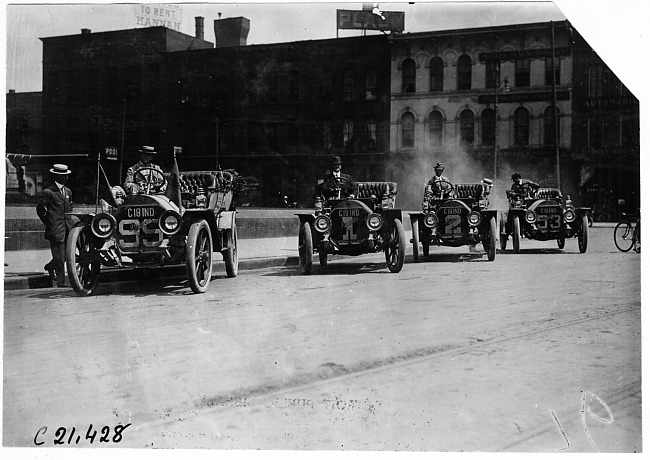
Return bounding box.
[126,206,157,218]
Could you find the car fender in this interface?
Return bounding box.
[296,213,316,226]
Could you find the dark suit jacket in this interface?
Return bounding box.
[318,172,357,198]
[36,183,74,243]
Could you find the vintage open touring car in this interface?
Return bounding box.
[65,163,241,296]
[296,177,406,274]
[500,187,589,253]
[409,179,498,262]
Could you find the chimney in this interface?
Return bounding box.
[81,28,91,35]
[195,16,204,40]
[214,17,250,48]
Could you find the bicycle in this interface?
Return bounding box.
[614,211,640,253]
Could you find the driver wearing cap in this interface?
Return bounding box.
[124,145,166,195]
[426,162,454,199]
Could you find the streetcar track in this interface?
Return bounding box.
[133,303,640,435]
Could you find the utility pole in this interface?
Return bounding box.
[551,21,561,189]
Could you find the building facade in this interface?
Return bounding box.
[24,17,639,211]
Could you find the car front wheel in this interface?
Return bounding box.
[298,221,313,275]
[512,215,521,253]
[487,216,498,261]
[578,215,589,253]
[186,220,213,293]
[385,218,406,273]
[223,223,238,278]
[66,225,101,296]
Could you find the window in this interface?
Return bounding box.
[343,70,355,102]
[365,68,377,100]
[485,60,498,89]
[621,115,639,148]
[603,115,620,146]
[545,57,560,86]
[460,109,474,145]
[457,55,472,90]
[343,118,354,152]
[544,106,560,145]
[321,70,332,101]
[429,57,443,92]
[288,71,299,102]
[588,117,602,148]
[515,59,530,87]
[514,107,529,145]
[428,111,443,146]
[364,116,377,150]
[481,108,495,145]
[589,64,603,98]
[323,121,332,152]
[402,59,416,93]
[401,112,415,148]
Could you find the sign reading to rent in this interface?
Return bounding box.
[134,4,182,31]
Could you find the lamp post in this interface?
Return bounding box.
[493,68,509,182]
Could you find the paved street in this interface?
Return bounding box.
[3,226,641,451]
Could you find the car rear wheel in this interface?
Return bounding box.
[66,225,101,296]
[512,215,521,253]
[487,216,498,261]
[186,220,213,293]
[223,223,238,278]
[411,218,420,263]
[578,215,589,253]
[385,218,406,273]
[298,221,313,275]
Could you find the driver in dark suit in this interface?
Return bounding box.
[318,155,357,199]
[124,145,166,195]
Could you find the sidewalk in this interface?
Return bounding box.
[3,235,302,291]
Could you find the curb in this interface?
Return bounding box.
[4,256,300,291]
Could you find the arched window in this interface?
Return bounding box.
[457,55,472,90]
[460,109,474,145]
[343,118,354,152]
[514,107,529,145]
[429,57,443,91]
[428,110,443,146]
[481,108,495,145]
[544,106,560,145]
[365,68,377,100]
[343,69,354,102]
[364,116,377,150]
[401,112,415,148]
[402,59,416,93]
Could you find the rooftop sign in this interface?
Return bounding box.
[336,9,404,33]
[134,4,182,31]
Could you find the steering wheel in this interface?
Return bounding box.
[134,167,167,194]
[324,176,356,199]
[428,179,455,200]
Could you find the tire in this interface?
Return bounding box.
[512,215,521,254]
[223,223,238,278]
[557,234,565,249]
[385,218,406,273]
[499,215,508,250]
[319,250,328,267]
[578,215,589,253]
[66,225,101,296]
[298,221,313,275]
[614,221,634,252]
[186,220,213,293]
[411,218,420,263]
[487,216,498,261]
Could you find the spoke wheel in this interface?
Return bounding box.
[487,216,498,261]
[411,218,420,263]
[224,223,238,278]
[66,225,101,296]
[614,222,634,252]
[186,220,213,293]
[298,222,313,275]
[512,216,521,253]
[578,215,589,253]
[385,218,406,273]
